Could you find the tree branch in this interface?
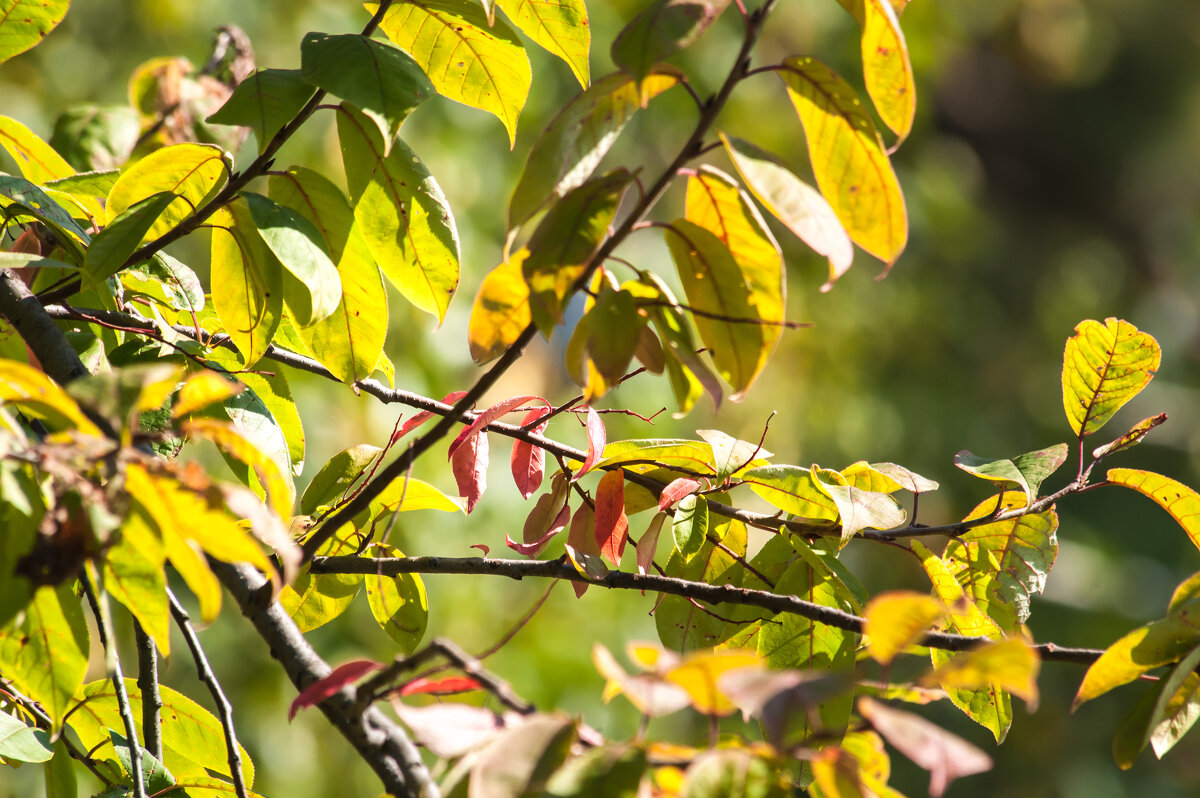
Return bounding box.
[310,555,1105,666]
[133,622,162,762]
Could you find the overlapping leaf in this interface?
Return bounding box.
[864,591,946,665]
[468,250,531,364]
[208,202,283,368]
[1061,318,1160,438]
[842,0,916,142]
[953,444,1068,504]
[106,142,229,241]
[206,69,314,153]
[0,585,87,731]
[0,114,74,184]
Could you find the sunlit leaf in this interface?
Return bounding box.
[122,251,205,314]
[0,358,102,436]
[1146,643,1200,759]
[172,371,242,419]
[106,142,229,241]
[182,417,294,519]
[777,57,906,265]
[664,649,761,716]
[451,428,488,514]
[510,406,550,499]
[0,0,69,64]
[289,659,382,721]
[301,32,433,148]
[496,0,590,88]
[370,0,531,146]
[740,464,838,520]
[468,249,532,364]
[848,0,916,142]
[1061,318,1160,438]
[952,443,1068,503]
[594,470,630,565]
[611,0,730,87]
[924,639,1040,708]
[338,105,459,323]
[0,584,87,731]
[363,545,427,653]
[83,191,175,283]
[671,493,708,563]
[864,590,946,665]
[1093,413,1168,460]
[508,70,678,228]
[0,114,73,185]
[105,507,169,655]
[812,465,907,544]
[0,175,89,259]
[209,202,283,368]
[1107,468,1200,556]
[206,69,314,153]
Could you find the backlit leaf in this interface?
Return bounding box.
[741,464,838,520]
[1093,413,1168,460]
[777,57,906,265]
[370,0,531,146]
[1145,643,1200,759]
[508,70,678,228]
[206,69,313,153]
[468,249,532,364]
[586,284,644,392]
[0,0,68,64]
[595,469,630,565]
[181,418,294,519]
[952,443,1068,503]
[0,712,52,763]
[864,590,946,665]
[664,649,760,716]
[1061,318,1160,438]
[172,371,243,419]
[0,584,87,731]
[0,357,102,435]
[1108,468,1200,556]
[288,659,382,721]
[671,493,708,563]
[338,105,459,322]
[281,527,362,632]
[106,142,229,241]
[496,0,589,88]
[611,0,730,87]
[0,114,73,184]
[452,428,489,513]
[697,428,770,481]
[365,544,427,653]
[812,466,907,544]
[105,507,169,655]
[209,202,283,368]
[573,406,606,481]
[853,0,915,142]
[924,639,1040,708]
[510,406,551,498]
[300,32,433,148]
[721,134,853,289]
[565,504,607,596]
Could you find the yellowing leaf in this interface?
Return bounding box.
[0,358,101,436]
[172,371,243,418]
[370,0,531,146]
[924,639,1040,708]
[209,203,284,368]
[664,650,762,716]
[497,0,589,88]
[0,585,87,732]
[364,544,428,654]
[0,115,73,185]
[106,143,229,240]
[0,0,68,64]
[777,57,906,265]
[468,250,531,364]
[1061,318,1160,438]
[338,105,459,323]
[857,0,915,142]
[740,464,839,520]
[812,466,907,545]
[105,507,169,655]
[864,591,946,665]
[1108,468,1200,555]
[181,418,294,519]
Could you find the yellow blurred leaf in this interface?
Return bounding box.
[864,590,946,665]
[664,650,762,716]
[1061,318,1160,438]
[0,358,101,436]
[923,639,1040,709]
[182,418,294,519]
[468,250,531,364]
[172,371,243,418]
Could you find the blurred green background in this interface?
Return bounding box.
[4,0,1200,795]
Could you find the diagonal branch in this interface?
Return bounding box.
[310,555,1104,666]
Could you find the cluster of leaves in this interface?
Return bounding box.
[1,1,1200,797]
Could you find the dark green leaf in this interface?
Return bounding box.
[611,0,731,85]
[50,105,139,171]
[206,69,314,153]
[83,191,175,283]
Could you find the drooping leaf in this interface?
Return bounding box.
[671,493,709,563]
[370,0,531,146]
[610,0,731,87]
[508,70,678,229]
[777,57,907,265]
[1107,468,1200,556]
[585,284,644,393]
[0,358,102,436]
[924,639,1040,708]
[468,249,532,364]
[288,660,383,721]
[513,475,569,556]
[1148,644,1200,759]
[206,69,314,153]
[740,464,839,520]
[864,591,946,665]
[338,105,459,322]
[565,503,607,596]
[495,0,590,88]
[1093,413,1168,460]
[638,512,668,575]
[0,114,73,185]
[106,142,229,241]
[0,584,87,732]
[1061,318,1160,438]
[208,202,283,368]
[952,443,1068,503]
[523,170,631,334]
[510,406,550,498]
[595,469,630,566]
[573,406,606,481]
[451,427,489,513]
[242,191,342,327]
[849,0,916,142]
[364,544,428,653]
[0,0,69,64]
[467,715,576,798]
[300,33,434,148]
[449,395,548,458]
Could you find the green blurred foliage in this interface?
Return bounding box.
[4,0,1200,795]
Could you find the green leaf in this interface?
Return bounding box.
[468,250,531,364]
[1108,469,1200,556]
[1112,682,1161,770]
[683,749,789,798]
[0,114,74,184]
[370,0,531,146]
[106,142,230,242]
[242,191,342,327]
[544,744,645,797]
[523,170,631,334]
[206,69,314,153]
[104,506,170,655]
[363,476,464,520]
[720,134,854,290]
[0,460,41,628]
[611,0,730,86]
[0,584,88,732]
[853,0,916,142]
[952,443,1069,503]
[740,464,839,521]
[1092,413,1168,460]
[1062,318,1161,438]
[671,493,709,563]
[108,730,176,793]
[696,428,770,482]
[49,105,139,172]
[364,544,428,653]
[300,33,433,149]
[0,0,68,64]
[508,70,678,229]
[1074,602,1200,711]
[811,465,907,544]
[280,526,362,632]
[300,444,381,516]
[943,491,1058,625]
[44,739,78,798]
[121,251,205,314]
[777,57,907,265]
[45,168,120,201]
[586,285,643,387]
[1148,643,1200,759]
[83,191,175,283]
[496,0,590,88]
[0,712,52,762]
[209,200,284,368]
[0,174,90,259]
[69,681,255,788]
[269,167,388,384]
[594,439,716,475]
[338,105,459,322]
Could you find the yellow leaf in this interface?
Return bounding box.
[859,0,915,143]
[777,57,906,265]
[209,202,284,368]
[664,650,762,716]
[107,143,229,240]
[468,250,532,364]
[172,371,243,418]
[181,418,294,519]
[923,639,1040,708]
[1061,318,1160,438]
[131,363,185,416]
[0,114,74,185]
[1108,468,1200,555]
[0,358,101,436]
[913,541,1001,640]
[864,590,946,665]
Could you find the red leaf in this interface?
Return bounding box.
[638,512,668,575]
[658,477,702,510]
[452,431,489,513]
[470,544,490,555]
[399,676,483,696]
[393,391,469,443]
[289,660,382,721]
[448,395,548,459]
[511,407,551,498]
[573,406,606,481]
[594,470,629,566]
[507,503,570,556]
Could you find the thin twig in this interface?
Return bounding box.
[133,622,162,762]
[167,589,249,798]
[363,638,535,715]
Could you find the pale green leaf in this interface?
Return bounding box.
[209,201,284,368]
[364,544,428,653]
[121,251,205,313]
[1061,318,1160,438]
[812,465,907,544]
[106,143,229,241]
[740,464,838,521]
[0,0,68,64]
[300,444,381,516]
[672,493,709,563]
[496,0,589,88]
[104,506,169,655]
[0,712,52,763]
